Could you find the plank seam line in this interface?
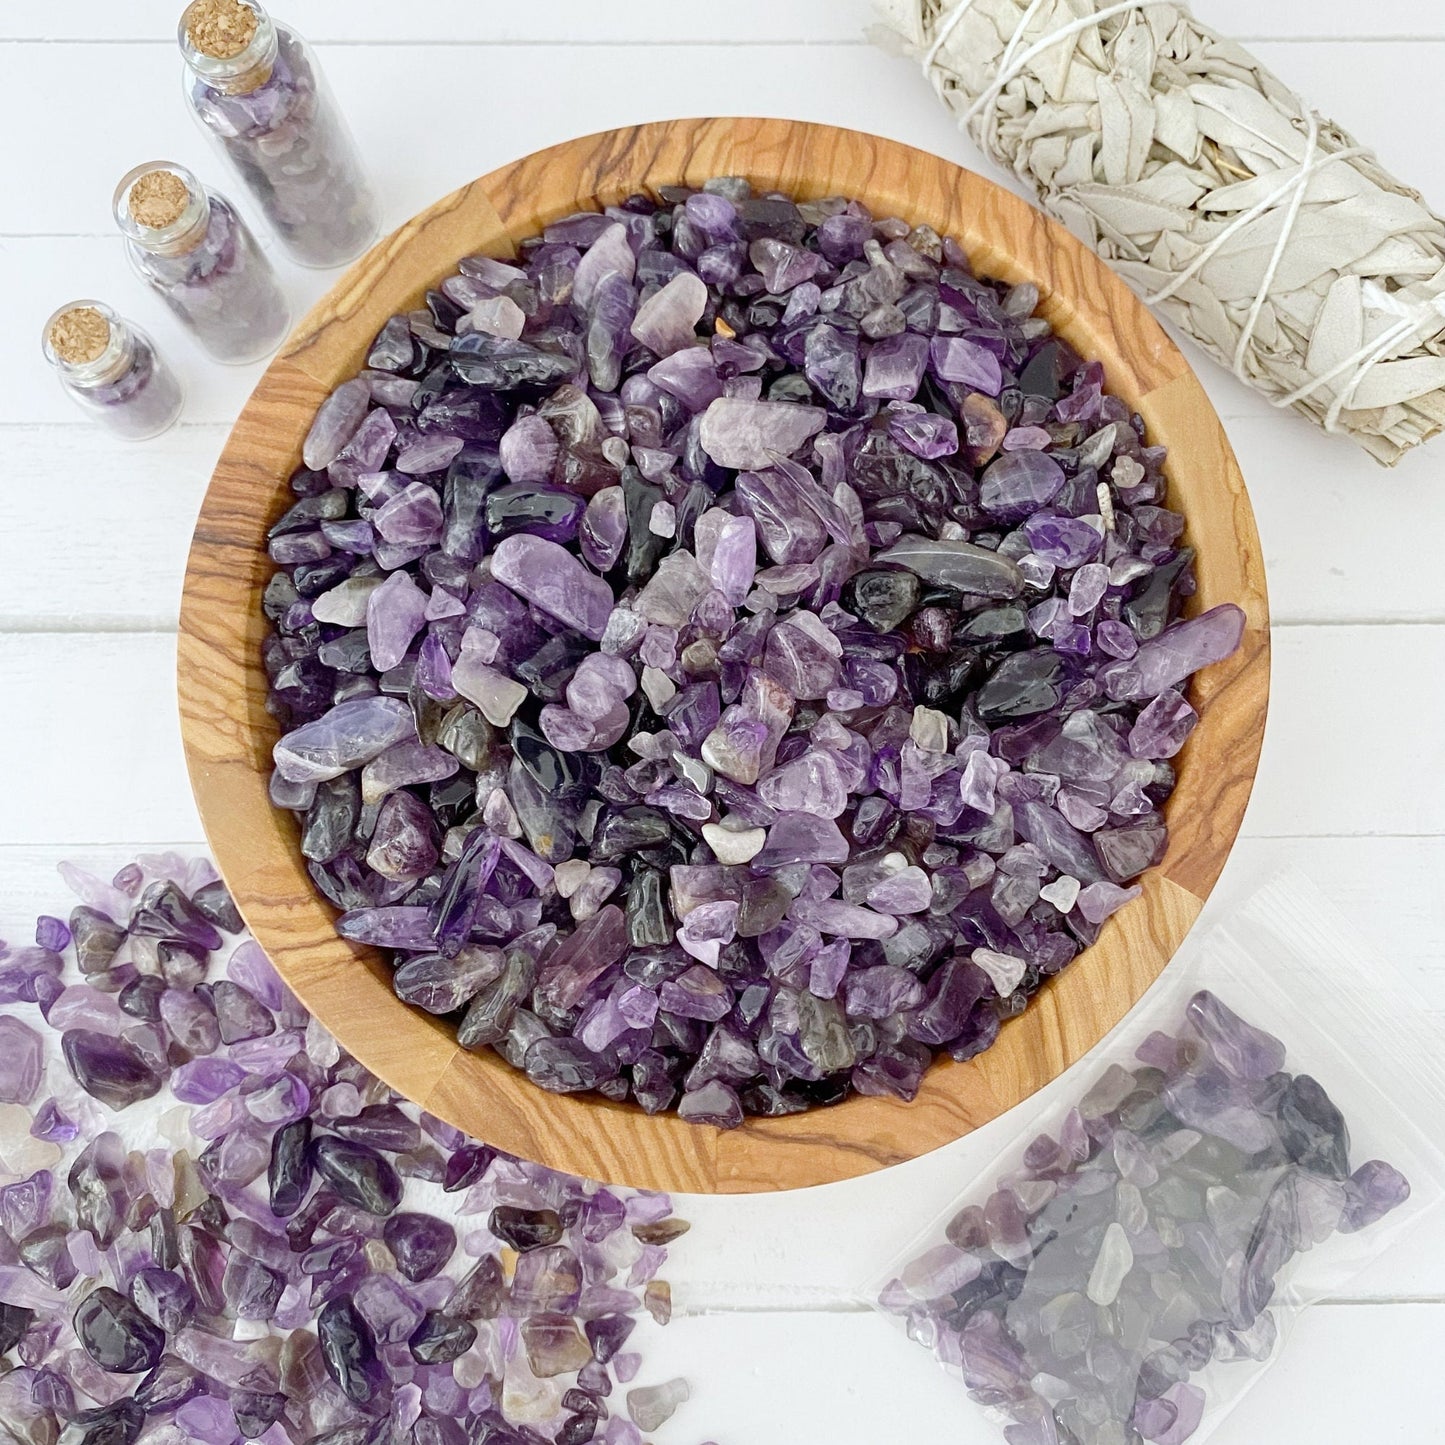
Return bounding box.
[0,35,1439,46]
[7,620,1445,635]
[0,841,208,850]
[0,620,178,635]
[0,421,231,429]
[666,1295,1442,1315]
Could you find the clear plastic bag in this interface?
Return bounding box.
[873,871,1445,1445]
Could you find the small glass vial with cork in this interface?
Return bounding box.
[115,161,290,365]
[178,0,378,269]
[42,303,184,441]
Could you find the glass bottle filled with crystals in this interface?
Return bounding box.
[114,161,291,365]
[177,0,378,269]
[41,303,184,441]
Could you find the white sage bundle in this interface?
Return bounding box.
[872,0,1445,464]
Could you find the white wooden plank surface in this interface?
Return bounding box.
[3,837,1442,1316]
[2,625,1439,844]
[0,41,962,240]
[1,0,1439,44]
[610,1304,1445,1444]
[4,39,1441,244]
[7,409,1445,630]
[7,36,1445,472]
[3,2,1444,1438]
[0,426,223,631]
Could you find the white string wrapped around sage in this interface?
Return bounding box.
[871,0,1445,465]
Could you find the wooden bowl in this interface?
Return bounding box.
[179,118,1269,1194]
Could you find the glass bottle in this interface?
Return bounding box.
[114,161,291,365]
[177,0,378,269]
[42,303,184,441]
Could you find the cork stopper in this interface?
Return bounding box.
[128,170,191,231]
[48,307,112,366]
[184,0,258,59]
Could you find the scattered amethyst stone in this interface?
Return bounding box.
[73,1288,165,1373]
[316,1295,384,1405]
[0,1016,44,1104]
[880,989,1411,1445]
[0,853,689,1445]
[262,179,1244,1124]
[61,1030,163,1110]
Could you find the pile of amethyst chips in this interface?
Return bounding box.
[263,177,1246,1126]
[0,857,691,1445]
[879,991,1411,1445]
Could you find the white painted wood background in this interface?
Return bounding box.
[2,2,1444,1440]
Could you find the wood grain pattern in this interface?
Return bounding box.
[178,119,1270,1194]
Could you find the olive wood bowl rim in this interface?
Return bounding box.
[178,117,1270,1195]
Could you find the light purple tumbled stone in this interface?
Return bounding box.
[649,348,725,412]
[845,965,925,1018]
[1075,881,1142,925]
[807,939,852,999]
[677,1080,742,1128]
[863,333,929,400]
[499,413,560,485]
[751,236,825,293]
[1341,1159,1411,1233]
[1183,990,1286,1081]
[303,377,371,470]
[273,697,417,784]
[47,984,121,1031]
[0,1017,44,1104]
[490,534,614,641]
[172,1057,247,1104]
[980,451,1065,519]
[1104,604,1246,701]
[329,407,397,487]
[865,866,933,915]
[697,397,827,470]
[361,739,458,805]
[659,966,731,1022]
[789,898,898,940]
[756,750,849,819]
[709,515,758,606]
[1128,689,1198,759]
[397,431,464,476]
[929,335,1003,394]
[635,552,709,628]
[580,488,627,573]
[226,940,286,1012]
[539,704,598,753]
[566,666,623,723]
[736,469,827,567]
[700,710,769,786]
[1135,1382,1205,1445]
[763,617,841,700]
[367,570,429,672]
[571,866,622,922]
[961,751,1008,814]
[1095,618,1139,659]
[632,272,708,357]
[680,901,738,946]
[887,409,959,460]
[375,481,445,548]
[753,812,850,868]
[1068,562,1110,617]
[573,222,636,312]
